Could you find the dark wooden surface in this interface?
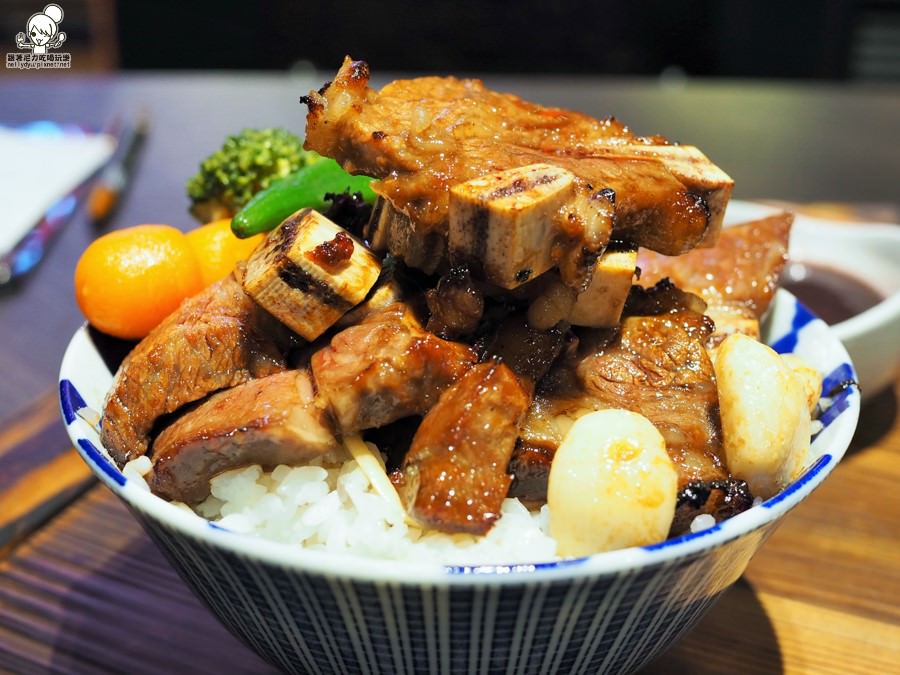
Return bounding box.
[1,73,900,673]
[0,482,278,674]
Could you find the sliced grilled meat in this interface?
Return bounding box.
[302,57,733,270]
[485,313,567,387]
[510,310,727,501]
[311,303,477,432]
[425,266,484,339]
[576,312,725,482]
[150,370,339,503]
[637,212,793,341]
[398,360,530,535]
[149,300,479,503]
[638,212,792,318]
[101,275,295,465]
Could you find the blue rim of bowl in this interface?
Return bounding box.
[59,289,860,585]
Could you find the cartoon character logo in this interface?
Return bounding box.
[16,4,67,55]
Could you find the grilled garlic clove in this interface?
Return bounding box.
[781,353,824,413]
[714,333,812,497]
[548,409,677,557]
[242,208,381,341]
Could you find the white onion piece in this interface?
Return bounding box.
[713,333,811,498]
[781,353,824,413]
[548,409,677,557]
[344,435,409,523]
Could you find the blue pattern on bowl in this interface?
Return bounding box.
[58,287,860,675]
[760,453,832,508]
[76,436,126,487]
[815,362,856,436]
[770,300,816,354]
[59,378,86,424]
[641,520,724,551]
[135,506,774,675]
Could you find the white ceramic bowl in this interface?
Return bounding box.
[58,280,860,674]
[727,201,900,399]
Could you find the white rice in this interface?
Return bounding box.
[689,513,717,533]
[123,455,153,489]
[128,453,558,564]
[123,451,765,562]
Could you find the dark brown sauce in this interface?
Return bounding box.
[780,262,884,325]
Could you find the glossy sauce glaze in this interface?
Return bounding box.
[780,261,884,325]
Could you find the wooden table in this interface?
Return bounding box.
[1,72,899,673]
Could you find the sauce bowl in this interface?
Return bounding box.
[791,219,900,399]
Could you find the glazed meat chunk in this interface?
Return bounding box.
[150,370,339,503]
[637,212,793,341]
[398,361,531,534]
[101,275,295,465]
[310,303,477,432]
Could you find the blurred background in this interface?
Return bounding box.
[2,0,900,80]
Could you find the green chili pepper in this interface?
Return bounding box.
[231,158,376,238]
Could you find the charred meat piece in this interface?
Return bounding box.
[367,198,449,275]
[637,212,793,340]
[448,163,613,290]
[576,313,725,482]
[150,370,339,503]
[508,441,555,502]
[485,313,566,387]
[425,266,484,340]
[623,278,708,317]
[150,300,477,503]
[101,275,295,465]
[669,479,754,537]
[638,212,792,318]
[311,303,477,432]
[397,360,530,535]
[302,57,733,269]
[510,311,726,501]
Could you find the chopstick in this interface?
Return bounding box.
[86,113,150,226]
[0,390,94,556]
[0,114,150,286]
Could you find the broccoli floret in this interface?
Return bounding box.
[186,128,318,223]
